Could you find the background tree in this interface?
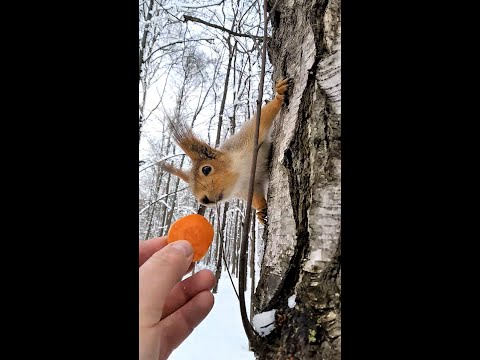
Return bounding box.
[250,0,341,359]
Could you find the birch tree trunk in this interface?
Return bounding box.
[252,0,341,359]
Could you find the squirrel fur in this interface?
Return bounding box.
[162,78,290,224]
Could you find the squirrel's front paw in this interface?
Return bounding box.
[256,208,268,225]
[275,78,291,98]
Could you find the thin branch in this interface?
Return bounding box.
[239,0,258,26]
[155,1,183,22]
[177,0,225,9]
[139,153,186,173]
[238,0,269,348]
[191,60,218,126]
[139,186,188,215]
[215,38,235,147]
[222,243,239,300]
[183,15,264,41]
[142,63,174,128]
[144,38,214,64]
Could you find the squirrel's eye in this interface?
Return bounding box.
[202,166,212,176]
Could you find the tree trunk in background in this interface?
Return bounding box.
[232,201,239,276]
[252,0,341,359]
[164,176,179,230]
[138,0,156,142]
[197,204,207,216]
[159,171,172,237]
[249,208,256,322]
[213,203,229,293]
[204,209,214,265]
[164,155,186,231]
[225,221,231,268]
[144,164,164,240]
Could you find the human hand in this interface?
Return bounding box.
[139,236,216,360]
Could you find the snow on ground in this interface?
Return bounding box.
[169,271,256,360]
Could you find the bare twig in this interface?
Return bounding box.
[176,0,225,9]
[238,0,269,347]
[183,15,264,41]
[215,38,235,146]
[215,203,239,299]
[239,1,258,26]
[139,186,188,215]
[143,38,214,64]
[139,153,186,173]
[155,1,183,22]
[222,247,239,300]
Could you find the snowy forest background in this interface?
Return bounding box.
[139,1,341,359]
[139,2,271,356]
[139,0,272,292]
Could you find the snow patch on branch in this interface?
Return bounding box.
[288,294,296,308]
[252,309,276,336]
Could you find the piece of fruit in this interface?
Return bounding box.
[167,214,214,262]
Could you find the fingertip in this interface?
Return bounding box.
[150,241,193,266]
[197,290,215,314]
[170,240,194,259]
[140,241,195,327]
[196,269,216,290]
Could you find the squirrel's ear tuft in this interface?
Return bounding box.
[189,142,221,160]
[167,118,222,161]
[160,162,190,183]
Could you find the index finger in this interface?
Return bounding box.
[139,241,194,327]
[139,236,168,266]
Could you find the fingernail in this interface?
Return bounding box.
[171,240,193,258]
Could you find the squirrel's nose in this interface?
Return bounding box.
[201,196,211,204]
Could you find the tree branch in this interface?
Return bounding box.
[177,0,225,9]
[143,38,214,64]
[238,0,269,349]
[222,249,239,299]
[183,15,264,41]
[139,153,186,174]
[139,186,188,215]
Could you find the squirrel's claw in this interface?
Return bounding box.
[256,208,268,225]
[275,78,291,96]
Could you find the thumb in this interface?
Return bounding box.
[139,240,194,327]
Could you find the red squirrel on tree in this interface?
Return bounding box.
[162,78,290,224]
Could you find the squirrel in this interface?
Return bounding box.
[162,78,290,224]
